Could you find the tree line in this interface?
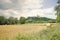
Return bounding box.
[0,16,56,25]
[0,16,27,25]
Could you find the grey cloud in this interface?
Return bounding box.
[0,0,25,10]
[0,12,4,16]
[0,0,56,19]
[0,3,13,10]
[0,0,43,10]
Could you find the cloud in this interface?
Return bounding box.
[0,0,57,19]
[41,7,57,19]
[0,9,19,18]
[0,7,56,19]
[0,0,26,10]
[0,0,44,10]
[0,0,11,3]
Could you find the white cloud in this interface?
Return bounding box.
[0,0,57,19]
[42,7,56,19]
[5,0,12,3]
[0,9,19,18]
[22,0,44,9]
[17,7,56,19]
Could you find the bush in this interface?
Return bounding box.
[19,17,26,24]
[0,16,6,25]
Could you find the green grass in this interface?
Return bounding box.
[39,23,60,40]
[13,23,60,40]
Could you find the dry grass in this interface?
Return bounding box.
[0,24,48,40]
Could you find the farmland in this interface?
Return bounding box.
[0,23,60,40]
[0,23,48,40]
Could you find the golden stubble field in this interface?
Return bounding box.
[0,24,48,40]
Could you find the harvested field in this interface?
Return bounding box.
[0,24,49,40]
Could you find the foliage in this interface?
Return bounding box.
[19,17,26,24]
[0,16,18,25]
[0,16,6,25]
[55,0,60,22]
[39,23,60,40]
[26,17,56,23]
[0,16,56,25]
[8,17,18,24]
[58,0,60,3]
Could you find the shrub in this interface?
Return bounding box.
[19,17,26,24]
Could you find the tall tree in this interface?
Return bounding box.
[0,16,6,25]
[14,18,18,24]
[58,0,60,3]
[8,17,15,24]
[19,17,26,24]
[55,0,60,22]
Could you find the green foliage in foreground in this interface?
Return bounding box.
[55,0,60,22]
[39,23,60,40]
[13,23,60,40]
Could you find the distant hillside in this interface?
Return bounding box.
[26,17,56,23]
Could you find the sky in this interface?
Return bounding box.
[0,0,58,19]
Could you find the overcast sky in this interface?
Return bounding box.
[0,0,57,19]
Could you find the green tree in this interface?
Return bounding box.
[0,16,18,25]
[0,16,6,25]
[58,0,60,3]
[14,18,18,24]
[55,0,60,22]
[8,17,16,24]
[19,17,26,24]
